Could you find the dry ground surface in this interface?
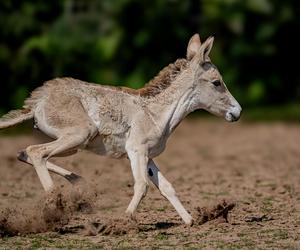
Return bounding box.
[0,118,299,249]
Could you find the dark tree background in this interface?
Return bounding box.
[0,0,299,115]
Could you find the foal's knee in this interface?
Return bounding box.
[134,180,149,198]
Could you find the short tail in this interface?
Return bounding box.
[0,108,33,129]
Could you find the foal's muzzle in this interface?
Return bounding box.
[225,105,242,122]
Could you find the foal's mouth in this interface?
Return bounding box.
[226,112,240,122]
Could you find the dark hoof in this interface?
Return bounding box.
[17,150,28,163]
[65,173,84,184]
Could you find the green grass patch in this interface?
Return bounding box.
[155,232,169,241]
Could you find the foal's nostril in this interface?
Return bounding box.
[229,112,240,121]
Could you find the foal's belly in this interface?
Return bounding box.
[86,130,168,159]
[86,133,127,158]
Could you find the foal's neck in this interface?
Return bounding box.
[143,70,195,136]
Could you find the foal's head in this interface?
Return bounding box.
[186,34,242,122]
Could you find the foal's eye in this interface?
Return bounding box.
[212,80,221,87]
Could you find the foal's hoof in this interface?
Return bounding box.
[185,218,194,227]
[125,211,138,224]
[183,215,194,226]
[64,173,84,184]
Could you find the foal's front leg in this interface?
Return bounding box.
[125,147,149,217]
[148,160,193,225]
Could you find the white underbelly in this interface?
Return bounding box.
[86,134,127,158]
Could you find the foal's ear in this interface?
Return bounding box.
[200,36,214,62]
[187,34,201,60]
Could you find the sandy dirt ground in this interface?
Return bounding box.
[0,118,299,249]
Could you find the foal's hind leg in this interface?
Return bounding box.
[23,130,92,191]
[18,149,83,184]
[20,95,97,191]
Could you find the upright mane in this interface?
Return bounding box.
[138,58,188,97]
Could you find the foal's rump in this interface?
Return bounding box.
[33,91,97,140]
[0,78,71,130]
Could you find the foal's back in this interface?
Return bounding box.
[31,78,139,159]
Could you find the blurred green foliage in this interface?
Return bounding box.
[0,0,299,116]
